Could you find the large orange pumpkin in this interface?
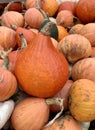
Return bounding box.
[14,22,69,98]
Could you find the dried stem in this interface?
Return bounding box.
[19,32,27,49]
[0,48,12,69]
[45,98,64,127]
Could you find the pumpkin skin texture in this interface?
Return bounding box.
[78,23,95,47]
[11,97,49,130]
[71,57,95,82]
[14,32,69,98]
[69,24,84,34]
[0,26,16,50]
[76,0,95,24]
[58,34,92,63]
[0,67,17,101]
[69,79,95,122]
[1,11,24,28]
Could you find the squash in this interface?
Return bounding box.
[76,0,95,23]
[71,57,95,82]
[14,22,69,98]
[69,79,95,122]
[11,97,49,130]
[58,34,92,63]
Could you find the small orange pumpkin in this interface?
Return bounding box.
[25,0,42,9]
[0,50,17,101]
[57,1,77,15]
[71,57,95,82]
[24,7,45,29]
[42,0,59,17]
[58,34,92,63]
[69,79,95,122]
[56,10,74,28]
[1,11,25,28]
[0,26,16,50]
[76,0,95,23]
[69,24,84,34]
[78,23,95,47]
[11,97,50,130]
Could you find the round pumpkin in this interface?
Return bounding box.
[69,79,95,122]
[76,0,95,23]
[58,34,92,63]
[71,57,95,82]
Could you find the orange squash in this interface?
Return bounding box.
[71,57,95,82]
[56,10,74,28]
[14,22,69,98]
[57,1,77,15]
[58,34,92,63]
[69,79,95,122]
[11,97,50,130]
[42,0,59,17]
[24,7,45,29]
[78,23,95,47]
[0,26,16,50]
[69,24,84,34]
[1,11,24,28]
[76,0,95,23]
[0,50,17,101]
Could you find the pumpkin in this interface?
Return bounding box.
[0,50,17,101]
[76,0,95,23]
[78,23,95,47]
[49,79,73,112]
[24,7,45,29]
[57,1,77,15]
[25,0,42,9]
[14,22,69,98]
[11,97,49,130]
[0,26,16,50]
[69,79,95,122]
[69,23,84,34]
[71,57,95,82]
[42,0,59,17]
[42,115,82,130]
[58,34,92,63]
[1,11,25,28]
[56,10,74,28]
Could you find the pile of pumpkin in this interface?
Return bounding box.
[0,0,95,129]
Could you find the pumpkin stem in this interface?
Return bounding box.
[45,98,64,127]
[19,32,27,50]
[11,24,17,31]
[36,0,48,20]
[0,48,12,69]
